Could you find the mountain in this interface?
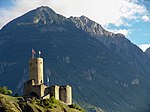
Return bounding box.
[70,16,150,75]
[145,47,150,58]
[1,6,150,112]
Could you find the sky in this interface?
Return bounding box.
[0,0,150,51]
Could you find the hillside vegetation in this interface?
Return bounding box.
[0,94,84,112]
[1,6,150,111]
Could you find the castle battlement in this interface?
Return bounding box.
[23,52,72,105]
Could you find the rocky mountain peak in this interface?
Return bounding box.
[69,15,115,37]
[33,6,66,25]
[2,6,66,30]
[36,6,54,13]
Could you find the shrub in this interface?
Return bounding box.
[31,97,36,104]
[43,99,54,108]
[69,104,85,112]
[50,96,58,104]
[36,97,58,109]
[0,86,12,95]
[38,98,56,109]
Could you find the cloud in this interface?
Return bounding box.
[139,44,150,51]
[51,0,148,27]
[0,0,148,29]
[142,15,150,22]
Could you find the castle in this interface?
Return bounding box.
[23,52,72,105]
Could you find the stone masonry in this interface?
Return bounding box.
[23,57,72,105]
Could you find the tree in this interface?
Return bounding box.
[0,86,12,95]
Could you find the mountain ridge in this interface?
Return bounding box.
[69,15,115,37]
[0,6,150,112]
[70,13,150,76]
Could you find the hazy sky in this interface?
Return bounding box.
[0,0,150,51]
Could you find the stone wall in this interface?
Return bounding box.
[23,80,36,97]
[59,85,72,105]
[50,85,60,100]
[23,80,47,98]
[24,57,72,105]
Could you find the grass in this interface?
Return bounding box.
[0,94,21,112]
[0,94,85,112]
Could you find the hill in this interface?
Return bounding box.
[0,93,84,112]
[0,6,150,112]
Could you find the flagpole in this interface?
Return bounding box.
[32,48,36,58]
[39,51,41,58]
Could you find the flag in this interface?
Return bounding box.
[39,51,41,54]
[32,48,36,54]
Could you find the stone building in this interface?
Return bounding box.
[23,57,72,105]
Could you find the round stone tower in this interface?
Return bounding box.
[29,58,44,85]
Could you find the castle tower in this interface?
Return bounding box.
[50,85,60,100]
[59,85,72,105]
[24,50,73,102]
[29,58,44,85]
